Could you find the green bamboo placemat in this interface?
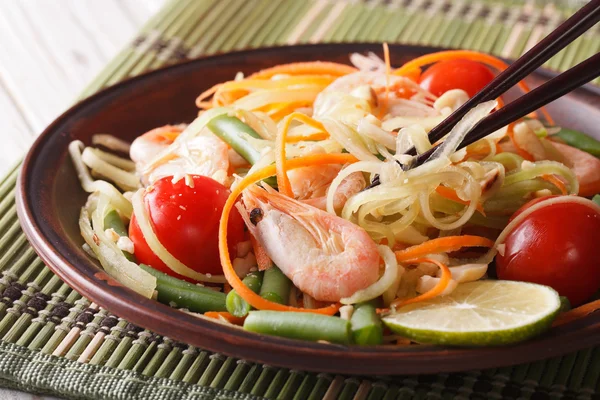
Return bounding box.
[3,0,600,399]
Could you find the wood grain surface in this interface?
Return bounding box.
[0,0,164,177]
[0,1,164,398]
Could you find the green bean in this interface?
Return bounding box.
[260,266,292,305]
[140,264,226,313]
[207,115,277,186]
[104,210,127,236]
[350,301,383,346]
[593,194,600,207]
[244,311,351,345]
[207,115,262,164]
[554,128,600,157]
[226,271,263,317]
[103,210,136,262]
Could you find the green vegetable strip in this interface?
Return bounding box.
[244,311,352,345]
[350,302,383,345]
[207,114,277,186]
[554,128,600,157]
[260,266,292,305]
[207,115,262,164]
[103,210,136,262]
[140,264,227,313]
[488,152,524,171]
[226,271,263,317]
[593,194,600,207]
[503,162,577,190]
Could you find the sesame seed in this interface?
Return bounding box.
[177,215,181,220]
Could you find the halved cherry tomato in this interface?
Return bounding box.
[496,196,600,306]
[419,59,495,97]
[129,175,245,280]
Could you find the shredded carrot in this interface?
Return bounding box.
[204,311,245,325]
[219,153,357,315]
[247,61,357,80]
[552,299,600,327]
[541,174,568,195]
[250,234,273,271]
[197,102,214,110]
[220,76,335,92]
[464,136,503,159]
[395,235,494,263]
[268,104,305,122]
[286,131,329,143]
[380,43,391,119]
[402,67,421,82]
[390,257,452,308]
[435,186,486,215]
[392,50,554,125]
[276,112,328,197]
[196,83,222,107]
[507,122,535,161]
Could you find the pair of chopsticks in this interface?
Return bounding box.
[403,0,600,169]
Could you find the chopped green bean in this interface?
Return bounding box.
[140,264,226,313]
[226,271,263,317]
[104,210,127,236]
[554,128,600,158]
[103,210,136,262]
[244,311,351,344]
[593,194,600,207]
[207,115,261,164]
[260,266,292,305]
[350,302,383,345]
[207,115,277,186]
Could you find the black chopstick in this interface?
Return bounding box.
[410,52,600,169]
[403,0,600,157]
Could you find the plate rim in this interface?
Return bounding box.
[15,43,600,375]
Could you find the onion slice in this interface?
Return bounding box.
[428,100,497,162]
[340,245,402,304]
[79,195,156,298]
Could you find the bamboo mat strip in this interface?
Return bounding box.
[2,1,600,399]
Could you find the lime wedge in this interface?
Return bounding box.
[382,280,561,346]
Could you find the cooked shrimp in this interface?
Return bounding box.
[321,71,437,117]
[286,145,365,211]
[549,141,600,196]
[288,164,342,200]
[130,125,184,165]
[147,133,230,185]
[302,171,365,211]
[240,184,380,302]
[131,125,230,185]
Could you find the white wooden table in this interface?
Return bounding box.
[0,1,165,398]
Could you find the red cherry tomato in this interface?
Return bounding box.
[129,175,245,280]
[496,197,600,306]
[509,195,559,222]
[419,59,495,97]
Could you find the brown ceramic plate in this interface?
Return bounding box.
[16,44,600,375]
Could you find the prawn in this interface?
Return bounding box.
[287,162,365,211]
[321,71,437,117]
[130,125,230,185]
[240,184,380,302]
[130,125,184,165]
